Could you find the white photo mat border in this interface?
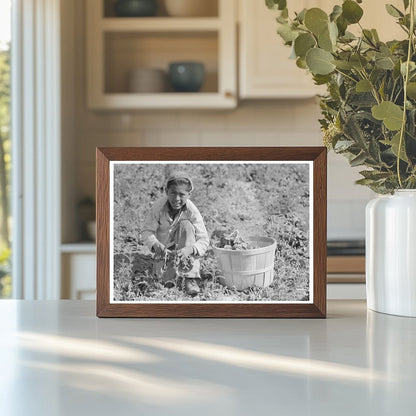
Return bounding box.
[109,160,314,304]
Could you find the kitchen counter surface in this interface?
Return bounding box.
[0,300,415,415]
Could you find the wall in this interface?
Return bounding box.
[61,0,374,243]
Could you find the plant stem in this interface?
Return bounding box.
[390,79,398,101]
[397,0,415,188]
[358,69,381,104]
[334,68,358,84]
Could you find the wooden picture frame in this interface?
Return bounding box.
[96,147,327,318]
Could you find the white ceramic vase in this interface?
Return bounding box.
[366,190,416,317]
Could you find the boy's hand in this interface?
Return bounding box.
[153,241,166,257]
[176,246,194,260]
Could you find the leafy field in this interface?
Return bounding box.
[113,163,310,302]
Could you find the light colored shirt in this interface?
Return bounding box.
[142,196,209,256]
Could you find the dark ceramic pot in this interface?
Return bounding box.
[168,62,205,92]
[114,0,157,17]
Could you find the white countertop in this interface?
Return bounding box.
[0,300,415,415]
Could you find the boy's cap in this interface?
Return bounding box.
[165,171,194,191]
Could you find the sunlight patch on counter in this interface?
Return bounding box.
[121,336,394,383]
[16,332,159,363]
[19,360,232,405]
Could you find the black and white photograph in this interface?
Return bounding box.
[110,161,313,303]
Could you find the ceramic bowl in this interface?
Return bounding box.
[128,68,167,93]
[168,62,205,92]
[114,0,158,17]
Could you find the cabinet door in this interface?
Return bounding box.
[239,0,326,99]
[61,253,96,300]
[239,0,404,99]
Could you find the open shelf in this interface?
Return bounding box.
[101,17,221,31]
[104,31,218,94]
[61,243,96,254]
[86,0,236,109]
[103,0,219,18]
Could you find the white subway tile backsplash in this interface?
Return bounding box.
[200,129,257,146]
[250,130,321,146]
[119,131,145,146]
[142,131,200,146]
[224,104,263,129]
[75,111,134,131]
[327,153,375,200]
[132,112,180,130]
[251,102,297,130]
[76,131,129,163]
[178,111,227,130]
[293,99,322,129]
[328,199,369,240]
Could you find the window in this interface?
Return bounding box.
[0,0,11,298]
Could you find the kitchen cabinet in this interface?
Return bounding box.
[238,0,325,99]
[327,255,366,300]
[61,245,96,300]
[86,0,237,109]
[60,248,364,300]
[238,0,404,99]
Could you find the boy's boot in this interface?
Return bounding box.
[185,278,200,296]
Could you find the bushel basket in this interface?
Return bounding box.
[213,236,277,291]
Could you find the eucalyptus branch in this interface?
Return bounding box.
[355,37,363,54]
[359,22,378,49]
[397,0,415,188]
[267,0,416,192]
[358,69,381,104]
[334,68,359,84]
[390,79,398,101]
[393,85,404,103]
[398,24,410,35]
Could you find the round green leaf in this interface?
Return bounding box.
[371,101,404,131]
[296,8,307,23]
[328,21,338,43]
[401,61,416,76]
[350,54,368,70]
[333,60,352,70]
[313,74,332,85]
[306,48,335,75]
[356,80,372,92]
[375,56,395,70]
[317,21,338,52]
[330,5,342,22]
[277,23,298,43]
[371,29,380,42]
[296,57,308,69]
[407,82,416,99]
[336,15,348,36]
[385,4,403,18]
[304,8,328,35]
[318,28,334,52]
[342,0,363,24]
[294,33,316,58]
[266,0,287,11]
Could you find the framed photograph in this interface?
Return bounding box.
[96,147,327,318]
